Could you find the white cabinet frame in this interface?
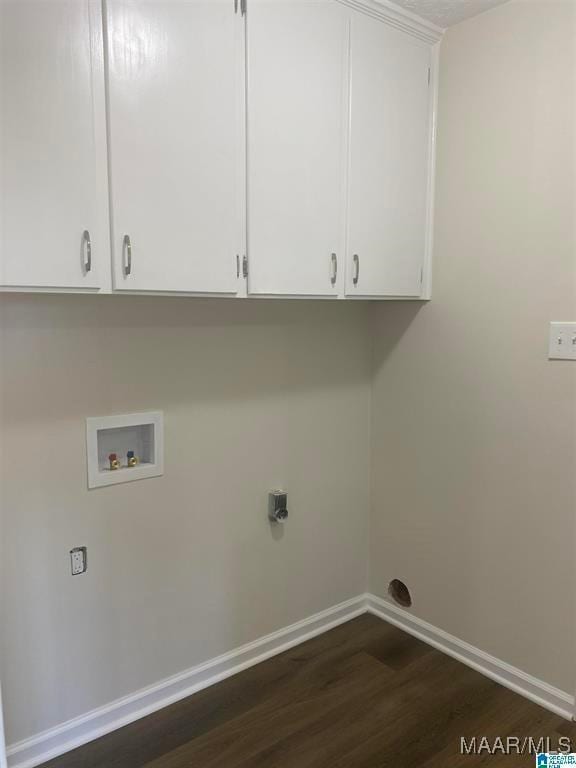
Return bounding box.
[0,0,442,300]
[338,0,442,301]
[105,0,246,296]
[0,0,110,293]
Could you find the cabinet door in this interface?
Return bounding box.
[346,13,432,298]
[107,0,244,294]
[247,0,348,297]
[0,0,109,290]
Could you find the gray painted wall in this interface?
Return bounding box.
[0,296,371,743]
[370,0,576,692]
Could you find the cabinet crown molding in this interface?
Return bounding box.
[336,0,444,44]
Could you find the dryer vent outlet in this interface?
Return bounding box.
[388,579,412,608]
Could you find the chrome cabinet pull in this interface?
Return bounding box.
[330,253,337,286]
[236,254,240,278]
[123,234,132,276]
[82,230,92,273]
[353,254,359,286]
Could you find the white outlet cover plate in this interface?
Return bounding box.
[86,411,164,489]
[549,322,576,360]
[70,548,86,575]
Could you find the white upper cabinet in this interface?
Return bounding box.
[1,0,439,299]
[346,11,433,298]
[246,0,348,297]
[0,0,109,290]
[106,0,244,294]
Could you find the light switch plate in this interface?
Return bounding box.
[549,322,576,360]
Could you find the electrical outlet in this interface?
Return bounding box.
[70,547,87,576]
[549,322,576,360]
[268,490,288,523]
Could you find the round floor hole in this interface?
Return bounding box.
[388,579,412,608]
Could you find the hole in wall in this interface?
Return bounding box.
[388,579,412,608]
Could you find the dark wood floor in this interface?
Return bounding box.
[40,614,575,768]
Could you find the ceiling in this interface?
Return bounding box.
[389,0,511,28]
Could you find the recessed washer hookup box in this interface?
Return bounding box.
[86,411,164,489]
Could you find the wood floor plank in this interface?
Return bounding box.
[38,615,384,768]
[37,615,572,768]
[142,652,392,768]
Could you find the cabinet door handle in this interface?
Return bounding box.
[123,234,132,276]
[82,230,92,273]
[353,254,360,286]
[330,253,337,286]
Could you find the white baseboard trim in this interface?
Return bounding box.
[366,593,574,721]
[7,595,366,768]
[7,592,573,767]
